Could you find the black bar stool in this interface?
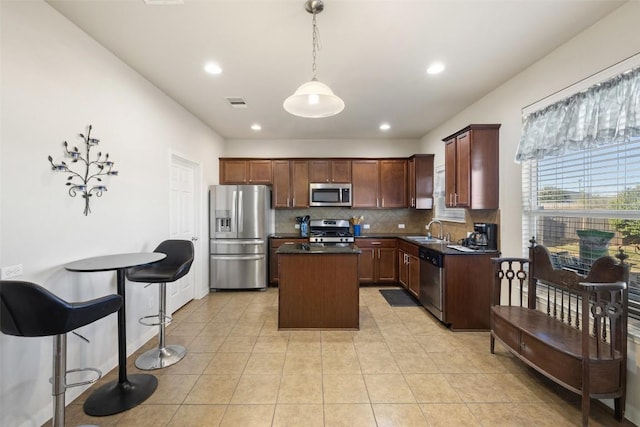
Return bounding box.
[126,240,194,370]
[0,280,122,427]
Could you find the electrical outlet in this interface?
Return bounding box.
[398,224,405,229]
[294,224,300,229]
[1,264,23,279]
[363,224,370,229]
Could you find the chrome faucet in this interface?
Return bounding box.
[426,219,444,240]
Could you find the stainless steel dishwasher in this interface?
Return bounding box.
[419,246,445,321]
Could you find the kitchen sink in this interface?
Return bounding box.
[406,236,445,243]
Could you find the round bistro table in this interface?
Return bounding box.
[65,252,166,416]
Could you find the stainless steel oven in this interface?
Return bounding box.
[419,246,445,321]
[309,183,352,207]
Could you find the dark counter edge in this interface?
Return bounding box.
[270,235,499,256]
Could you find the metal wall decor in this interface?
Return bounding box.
[48,125,118,215]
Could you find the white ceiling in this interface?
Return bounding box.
[46,0,625,140]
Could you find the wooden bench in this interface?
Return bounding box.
[490,239,629,426]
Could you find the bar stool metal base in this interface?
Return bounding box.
[83,374,157,416]
[135,344,186,370]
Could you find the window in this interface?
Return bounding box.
[520,63,640,319]
[433,165,465,223]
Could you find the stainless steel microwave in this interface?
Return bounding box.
[309,183,352,207]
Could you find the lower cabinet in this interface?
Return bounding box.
[269,237,307,285]
[398,240,420,297]
[355,238,397,284]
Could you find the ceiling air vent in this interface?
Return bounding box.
[225,97,248,108]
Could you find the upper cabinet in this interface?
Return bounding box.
[272,160,309,208]
[408,154,434,209]
[220,158,272,184]
[352,159,407,208]
[308,159,351,183]
[443,124,500,209]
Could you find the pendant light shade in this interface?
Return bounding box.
[284,78,345,118]
[283,0,344,118]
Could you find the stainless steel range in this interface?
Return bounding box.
[309,219,354,244]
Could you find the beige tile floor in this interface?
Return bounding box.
[55,286,632,427]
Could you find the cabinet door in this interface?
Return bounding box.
[220,159,247,184]
[414,154,434,209]
[407,254,420,297]
[377,247,398,282]
[331,160,351,183]
[248,160,272,184]
[358,247,375,283]
[291,160,309,207]
[398,251,409,289]
[352,160,379,208]
[444,139,457,207]
[308,160,331,182]
[407,158,416,208]
[272,160,291,208]
[455,132,471,207]
[379,160,407,208]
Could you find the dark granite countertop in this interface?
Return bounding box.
[276,243,362,255]
[269,234,498,256]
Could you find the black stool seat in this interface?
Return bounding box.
[0,280,122,427]
[126,240,194,283]
[126,239,194,370]
[0,280,122,337]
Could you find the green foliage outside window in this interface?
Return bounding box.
[609,185,640,243]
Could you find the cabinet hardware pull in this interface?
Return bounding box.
[292,198,295,206]
[381,198,385,207]
[371,242,381,245]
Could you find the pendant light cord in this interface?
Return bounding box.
[311,11,321,80]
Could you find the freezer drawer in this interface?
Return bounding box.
[210,254,267,289]
[210,239,265,255]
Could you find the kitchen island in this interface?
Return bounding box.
[277,243,361,329]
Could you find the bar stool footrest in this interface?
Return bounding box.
[50,367,102,389]
[139,313,172,327]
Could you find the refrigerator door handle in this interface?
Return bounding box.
[238,190,243,233]
[210,255,264,261]
[231,190,238,233]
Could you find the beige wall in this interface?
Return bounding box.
[224,139,420,158]
[0,2,224,426]
[418,1,640,422]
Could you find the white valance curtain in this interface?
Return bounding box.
[516,66,640,162]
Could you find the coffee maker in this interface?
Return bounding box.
[469,223,498,250]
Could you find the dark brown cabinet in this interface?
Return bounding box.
[308,159,351,183]
[352,160,407,208]
[398,240,420,298]
[355,238,397,284]
[443,124,500,209]
[443,253,495,330]
[272,160,309,208]
[220,158,272,184]
[269,238,308,285]
[407,154,434,209]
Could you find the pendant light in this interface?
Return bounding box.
[283,0,345,118]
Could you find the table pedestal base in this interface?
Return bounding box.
[83,374,157,416]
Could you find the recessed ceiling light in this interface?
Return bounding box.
[204,63,222,75]
[251,124,262,131]
[379,123,391,131]
[427,62,445,75]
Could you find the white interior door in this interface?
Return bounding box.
[169,155,198,314]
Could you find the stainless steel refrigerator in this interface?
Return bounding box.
[209,185,274,290]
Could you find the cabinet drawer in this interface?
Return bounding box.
[521,333,581,390]
[398,240,419,256]
[355,238,397,249]
[491,313,520,351]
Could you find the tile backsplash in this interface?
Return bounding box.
[275,208,501,247]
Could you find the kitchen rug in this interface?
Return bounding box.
[379,289,420,307]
